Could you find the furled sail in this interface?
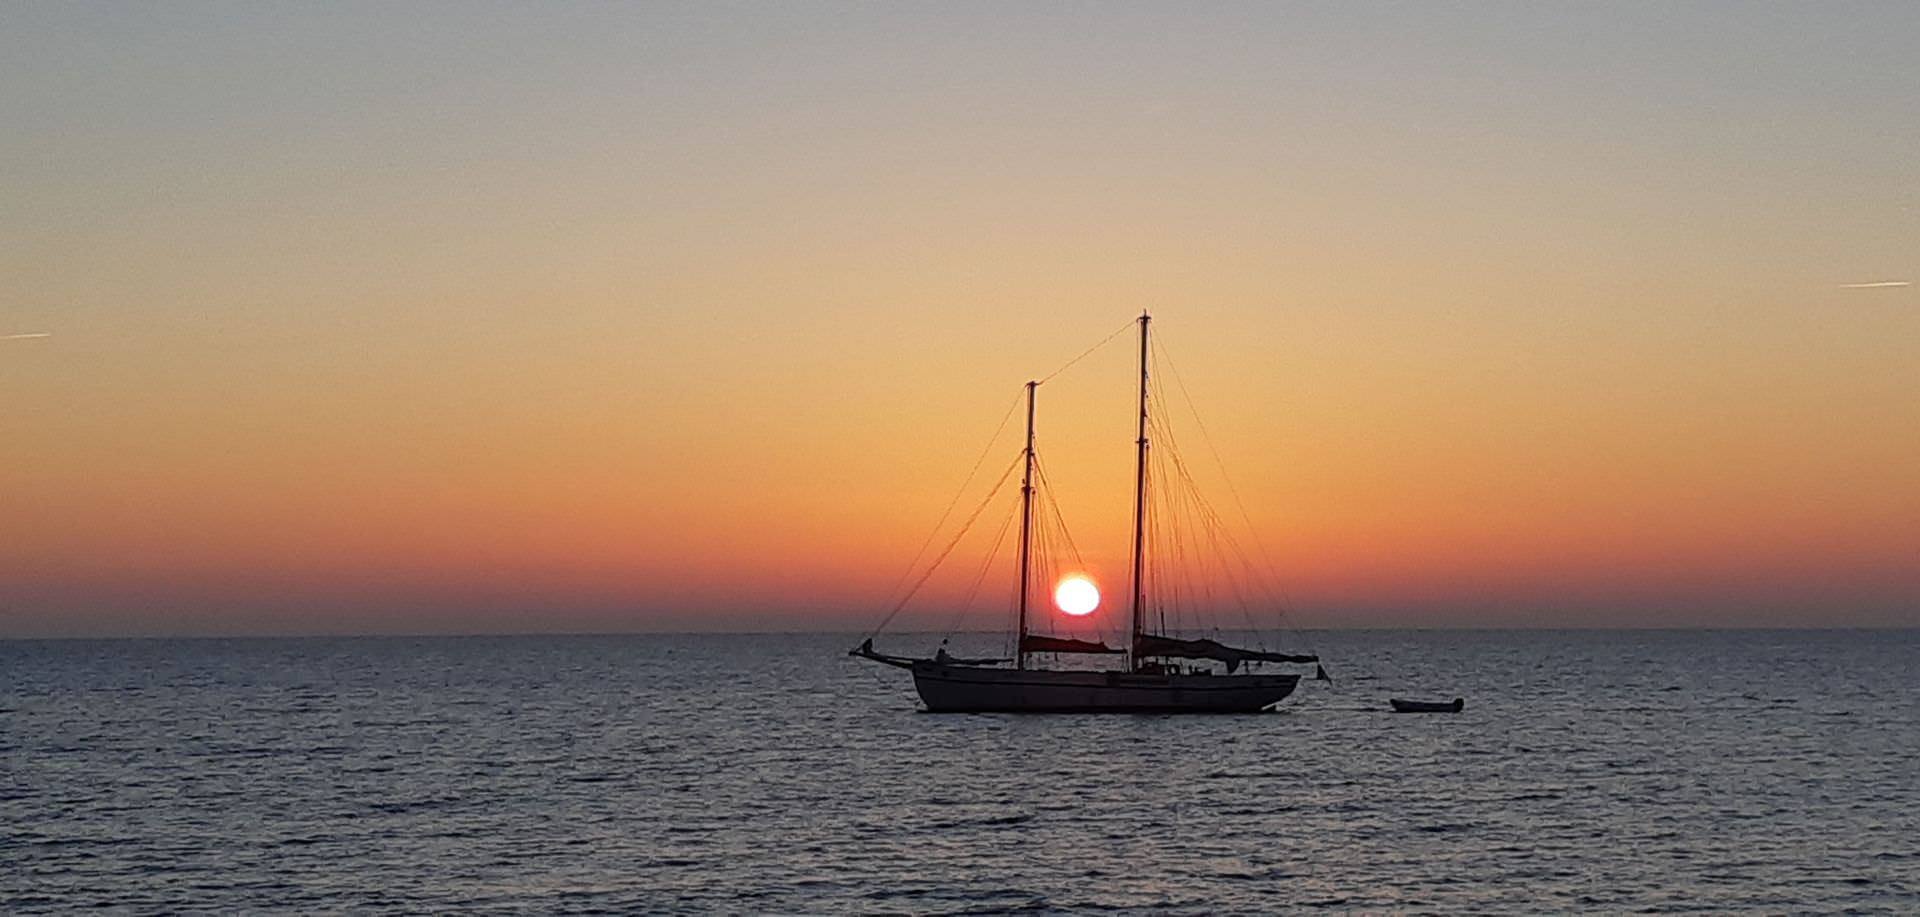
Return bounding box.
[1020,635,1125,655]
[1133,634,1318,673]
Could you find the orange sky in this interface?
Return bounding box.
[2,4,1916,635]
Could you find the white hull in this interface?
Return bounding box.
[910,661,1299,713]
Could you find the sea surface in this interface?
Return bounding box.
[4,630,1918,914]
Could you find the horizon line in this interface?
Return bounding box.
[5,623,1918,642]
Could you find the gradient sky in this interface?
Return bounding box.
[3,2,1916,636]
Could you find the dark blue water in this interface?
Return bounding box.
[5,630,1917,913]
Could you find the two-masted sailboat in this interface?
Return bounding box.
[852,313,1319,712]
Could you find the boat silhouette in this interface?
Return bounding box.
[853,313,1319,713]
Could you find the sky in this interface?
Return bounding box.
[3,2,1916,637]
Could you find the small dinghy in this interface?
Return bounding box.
[1390,697,1464,713]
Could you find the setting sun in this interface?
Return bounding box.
[1054,576,1100,616]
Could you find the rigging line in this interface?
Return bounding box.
[1147,445,1176,625]
[1000,561,1019,660]
[1031,514,1059,635]
[1170,450,1213,637]
[1175,461,1209,636]
[1147,376,1200,634]
[1150,357,1270,645]
[1155,336,1308,632]
[876,388,1027,611]
[1038,317,1138,384]
[942,497,1021,640]
[1152,355,1293,657]
[1161,425,1266,640]
[863,451,1024,640]
[1031,455,1086,568]
[1033,464,1115,645]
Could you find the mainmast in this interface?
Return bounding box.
[1015,380,1038,670]
[1127,311,1150,667]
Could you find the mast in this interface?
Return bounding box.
[1127,311,1150,667]
[1015,380,1038,670]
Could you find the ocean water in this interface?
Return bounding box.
[4,630,1917,914]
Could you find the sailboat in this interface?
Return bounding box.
[852,312,1320,713]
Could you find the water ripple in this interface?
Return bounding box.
[4,630,1918,913]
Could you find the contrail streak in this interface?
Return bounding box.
[3,332,52,339]
[1838,281,1910,288]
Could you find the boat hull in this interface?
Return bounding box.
[1389,698,1464,713]
[910,661,1299,713]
